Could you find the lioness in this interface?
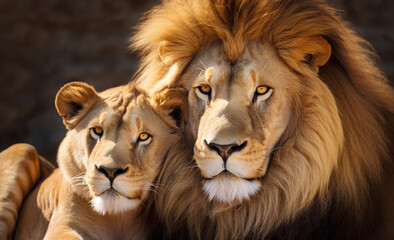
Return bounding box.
[12,81,185,239]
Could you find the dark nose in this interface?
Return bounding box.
[96,165,129,184]
[206,140,247,162]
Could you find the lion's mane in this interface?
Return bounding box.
[132,0,394,239]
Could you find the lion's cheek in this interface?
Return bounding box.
[85,176,110,196]
[261,102,291,151]
[112,177,143,199]
[195,159,224,178]
[187,97,205,140]
[193,144,225,178]
[226,156,267,179]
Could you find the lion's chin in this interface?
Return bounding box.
[90,190,140,215]
[202,173,261,203]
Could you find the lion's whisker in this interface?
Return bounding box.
[198,59,207,71]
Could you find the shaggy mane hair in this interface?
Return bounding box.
[131,0,394,239]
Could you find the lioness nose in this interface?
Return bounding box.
[96,165,129,184]
[206,141,247,162]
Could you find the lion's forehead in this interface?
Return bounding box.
[193,43,291,91]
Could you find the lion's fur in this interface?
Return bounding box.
[132,0,394,239]
[11,82,184,239]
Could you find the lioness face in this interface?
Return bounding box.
[84,98,177,215]
[182,43,298,203]
[56,84,180,215]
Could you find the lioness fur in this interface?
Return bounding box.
[0,144,54,240]
[12,82,185,239]
[131,0,394,239]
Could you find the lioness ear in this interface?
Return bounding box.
[55,82,99,130]
[151,88,188,131]
[284,36,331,73]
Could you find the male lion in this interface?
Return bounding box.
[131,0,394,239]
[2,81,185,239]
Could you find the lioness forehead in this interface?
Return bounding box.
[100,84,141,110]
[91,85,153,131]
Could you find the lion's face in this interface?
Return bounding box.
[56,83,181,215]
[181,43,325,203]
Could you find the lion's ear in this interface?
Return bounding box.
[151,87,188,131]
[158,41,172,65]
[153,40,193,95]
[55,82,99,130]
[285,36,331,73]
[303,37,331,72]
[149,59,191,96]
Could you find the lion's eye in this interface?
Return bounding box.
[197,85,211,95]
[138,133,151,142]
[90,127,103,140]
[255,86,270,95]
[254,85,273,102]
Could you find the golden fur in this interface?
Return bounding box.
[0,144,54,240]
[131,0,394,239]
[9,82,184,239]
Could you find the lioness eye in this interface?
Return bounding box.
[90,127,103,140]
[255,86,271,95]
[138,133,151,142]
[197,85,211,95]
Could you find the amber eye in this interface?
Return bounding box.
[255,86,270,95]
[138,133,151,142]
[90,127,103,140]
[197,85,211,95]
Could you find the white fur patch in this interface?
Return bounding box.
[202,174,261,203]
[91,192,139,215]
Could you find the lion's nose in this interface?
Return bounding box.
[96,165,129,184]
[205,140,247,162]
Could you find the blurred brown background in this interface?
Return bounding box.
[0,0,393,165]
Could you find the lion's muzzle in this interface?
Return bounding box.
[205,140,247,162]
